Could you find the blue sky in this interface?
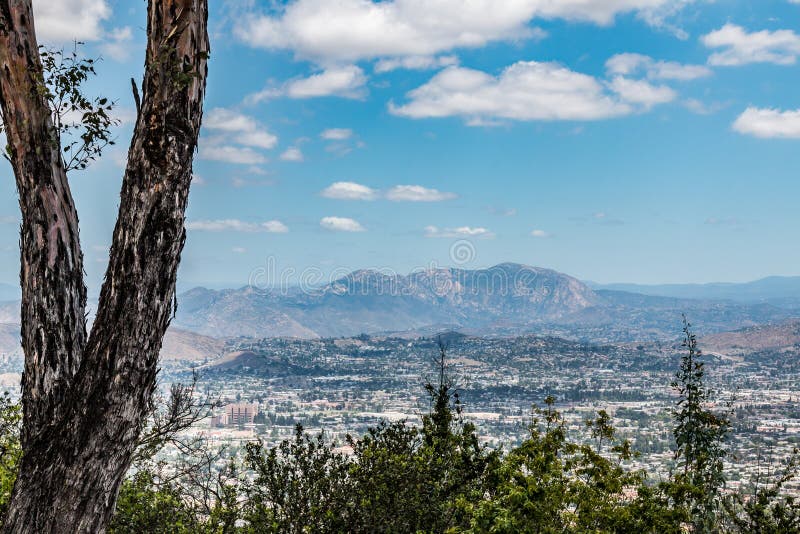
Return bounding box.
[1,0,799,291]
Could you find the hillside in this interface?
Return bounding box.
[702,319,800,355]
[159,328,227,361]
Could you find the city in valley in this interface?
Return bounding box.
[4,264,800,496]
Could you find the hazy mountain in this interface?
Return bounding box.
[174,263,598,338]
[0,265,795,347]
[590,276,800,307]
[173,263,796,341]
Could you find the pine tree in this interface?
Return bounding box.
[670,316,730,530]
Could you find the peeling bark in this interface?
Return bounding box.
[0,0,209,532]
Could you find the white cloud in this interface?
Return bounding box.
[261,220,290,233]
[606,53,711,80]
[286,66,367,99]
[386,185,457,202]
[390,62,633,123]
[280,147,304,162]
[199,146,267,165]
[608,76,677,108]
[232,247,247,254]
[320,216,366,232]
[235,0,697,63]
[424,225,495,239]
[204,108,278,149]
[321,182,378,201]
[186,219,289,233]
[321,128,354,140]
[732,107,800,139]
[99,26,133,61]
[530,229,552,238]
[321,182,456,201]
[702,24,800,66]
[205,108,258,132]
[34,0,110,42]
[375,55,460,73]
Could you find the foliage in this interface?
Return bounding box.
[239,340,498,533]
[109,471,201,534]
[464,397,684,533]
[0,392,21,522]
[37,44,119,171]
[241,426,352,533]
[3,323,797,533]
[668,316,731,529]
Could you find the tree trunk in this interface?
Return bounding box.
[0,1,209,532]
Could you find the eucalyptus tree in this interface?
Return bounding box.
[0,0,209,531]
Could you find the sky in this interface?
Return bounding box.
[0,0,799,291]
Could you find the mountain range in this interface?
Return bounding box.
[171,263,798,341]
[0,264,797,358]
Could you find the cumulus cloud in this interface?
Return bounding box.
[204,108,278,149]
[608,76,677,108]
[280,147,304,162]
[235,0,697,63]
[288,65,367,98]
[99,26,133,61]
[375,55,460,73]
[34,0,110,42]
[200,109,277,165]
[199,146,267,165]
[702,24,800,66]
[320,216,366,232]
[186,219,289,233]
[732,107,800,138]
[530,229,552,238]
[385,185,457,202]
[390,62,634,123]
[246,66,367,102]
[424,225,495,239]
[606,53,712,80]
[321,182,378,201]
[321,128,354,140]
[321,182,457,201]
[263,66,368,100]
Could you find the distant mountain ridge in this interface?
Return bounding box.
[173,263,796,341]
[175,263,598,338]
[590,276,800,307]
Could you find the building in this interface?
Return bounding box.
[212,402,259,427]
